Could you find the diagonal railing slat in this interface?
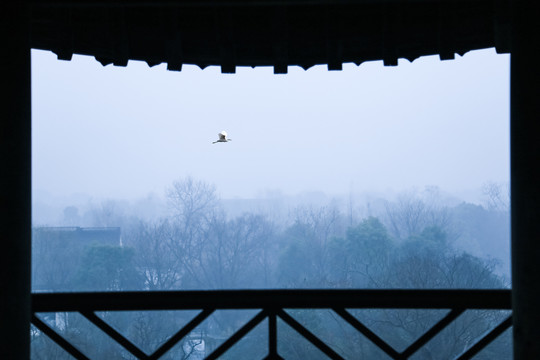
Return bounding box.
[333,308,402,359]
[401,308,465,358]
[81,311,149,359]
[454,315,513,360]
[205,310,268,360]
[277,309,345,360]
[149,308,214,360]
[31,314,90,360]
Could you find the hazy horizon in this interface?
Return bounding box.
[32,48,509,202]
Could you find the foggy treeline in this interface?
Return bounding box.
[31,177,511,359]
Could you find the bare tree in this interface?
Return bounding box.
[166,176,219,228]
[124,219,183,290]
[482,181,510,212]
[164,177,220,288]
[89,200,125,227]
[278,205,346,287]
[201,213,275,288]
[383,188,453,241]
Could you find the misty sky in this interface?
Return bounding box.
[31,48,510,201]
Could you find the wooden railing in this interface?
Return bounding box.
[31,289,512,360]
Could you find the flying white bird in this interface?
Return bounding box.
[213,131,232,144]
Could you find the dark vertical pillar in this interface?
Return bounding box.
[511,1,540,359]
[0,3,31,359]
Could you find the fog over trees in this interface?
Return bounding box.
[30,177,510,359]
[25,44,513,358]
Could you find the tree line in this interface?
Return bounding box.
[31,177,511,359]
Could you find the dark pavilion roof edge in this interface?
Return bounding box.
[29,0,511,73]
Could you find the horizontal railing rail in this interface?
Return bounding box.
[31,289,512,360]
[32,289,512,311]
